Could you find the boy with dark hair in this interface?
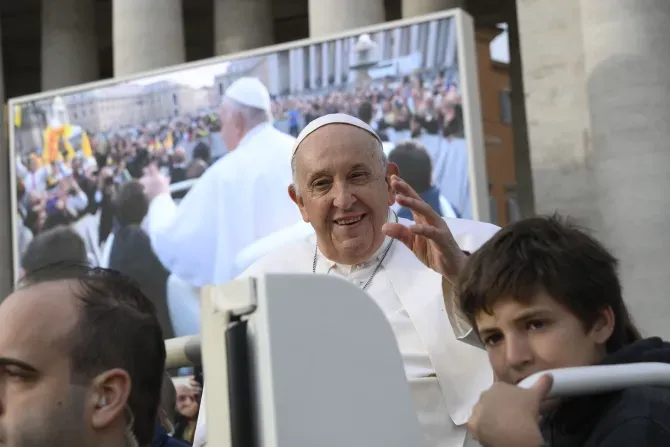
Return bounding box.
[457,215,670,446]
[383,177,670,447]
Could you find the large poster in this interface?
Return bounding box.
[8,10,486,285]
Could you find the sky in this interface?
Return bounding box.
[131,61,230,88]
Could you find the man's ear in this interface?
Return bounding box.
[288,184,310,223]
[89,368,132,431]
[589,306,615,346]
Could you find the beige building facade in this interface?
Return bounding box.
[1,0,669,339]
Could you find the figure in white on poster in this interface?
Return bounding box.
[193,114,498,447]
[140,77,302,287]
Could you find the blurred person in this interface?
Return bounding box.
[359,100,389,142]
[108,180,174,339]
[191,141,211,165]
[20,225,88,277]
[59,175,90,217]
[186,159,208,180]
[304,102,322,125]
[193,114,499,447]
[0,263,166,446]
[287,102,301,136]
[431,93,471,219]
[42,191,77,233]
[16,179,34,258]
[97,166,118,245]
[114,159,133,184]
[389,141,458,219]
[169,148,188,184]
[141,77,301,288]
[174,381,200,444]
[153,373,189,447]
[15,155,49,197]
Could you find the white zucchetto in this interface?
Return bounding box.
[291,113,382,157]
[224,77,272,111]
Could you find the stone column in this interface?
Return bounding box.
[402,0,464,18]
[41,0,99,90]
[517,0,670,339]
[113,0,185,77]
[507,2,534,217]
[214,0,273,55]
[308,0,385,39]
[0,18,11,298]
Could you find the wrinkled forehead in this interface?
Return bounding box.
[295,124,383,172]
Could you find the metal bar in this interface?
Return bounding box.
[165,335,202,369]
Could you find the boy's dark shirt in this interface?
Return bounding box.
[541,337,670,446]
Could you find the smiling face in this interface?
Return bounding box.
[475,292,614,385]
[289,124,398,265]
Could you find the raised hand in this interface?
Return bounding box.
[382,175,466,280]
[140,162,171,202]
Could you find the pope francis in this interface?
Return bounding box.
[141,77,301,288]
[193,114,500,447]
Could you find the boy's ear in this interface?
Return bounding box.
[589,306,615,345]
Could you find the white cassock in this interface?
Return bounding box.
[144,122,303,287]
[193,213,499,447]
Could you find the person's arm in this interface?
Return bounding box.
[69,180,89,212]
[16,159,27,178]
[144,170,222,287]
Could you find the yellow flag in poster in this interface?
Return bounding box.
[81,131,93,158]
[42,125,76,164]
[62,125,77,160]
[164,131,174,150]
[13,105,22,128]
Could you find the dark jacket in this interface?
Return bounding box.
[541,337,670,446]
[108,224,174,339]
[152,425,190,447]
[397,186,460,220]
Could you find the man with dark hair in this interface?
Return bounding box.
[110,181,174,339]
[383,177,670,447]
[20,225,88,277]
[0,263,166,447]
[114,180,149,227]
[389,141,458,220]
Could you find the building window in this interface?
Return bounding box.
[499,89,512,124]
